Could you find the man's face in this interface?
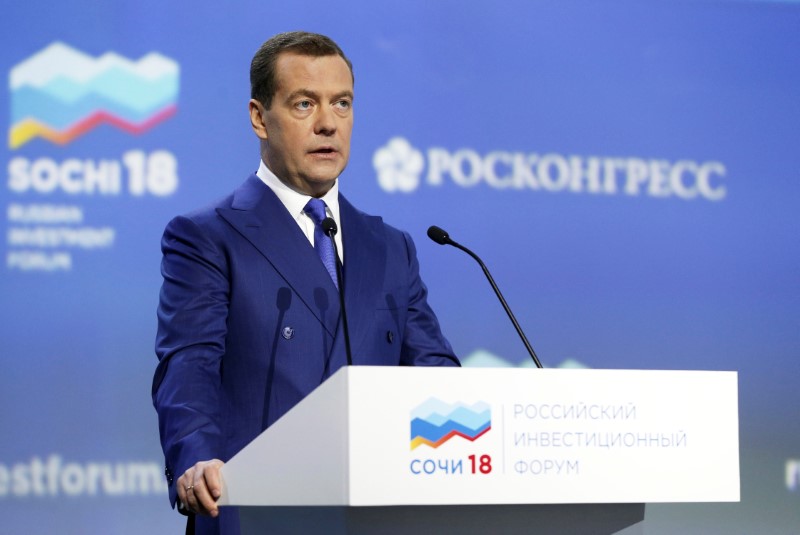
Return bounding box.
[251,52,353,197]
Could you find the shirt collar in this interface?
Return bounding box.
[256,160,340,223]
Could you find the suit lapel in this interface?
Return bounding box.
[216,175,341,337]
[214,176,387,362]
[340,194,386,361]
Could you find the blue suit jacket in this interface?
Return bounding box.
[152,175,459,534]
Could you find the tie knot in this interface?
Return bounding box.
[304,198,328,225]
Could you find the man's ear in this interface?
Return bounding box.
[248,99,268,140]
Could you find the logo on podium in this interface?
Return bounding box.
[410,398,491,450]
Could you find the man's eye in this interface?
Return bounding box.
[296,100,312,110]
[335,100,351,110]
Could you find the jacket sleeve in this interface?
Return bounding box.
[151,214,230,507]
[398,231,461,368]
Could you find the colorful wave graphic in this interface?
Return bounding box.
[410,398,491,450]
[9,42,179,148]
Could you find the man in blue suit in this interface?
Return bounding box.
[152,31,459,534]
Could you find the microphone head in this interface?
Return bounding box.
[322,217,338,236]
[427,225,451,245]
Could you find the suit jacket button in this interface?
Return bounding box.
[386,331,394,343]
[282,327,294,340]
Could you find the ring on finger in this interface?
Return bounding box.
[185,485,194,491]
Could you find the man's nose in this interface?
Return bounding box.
[314,105,337,135]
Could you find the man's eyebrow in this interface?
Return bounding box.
[332,90,354,101]
[285,88,319,102]
[284,89,354,102]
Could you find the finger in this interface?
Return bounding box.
[176,473,190,510]
[191,477,218,517]
[184,479,201,513]
[203,461,223,499]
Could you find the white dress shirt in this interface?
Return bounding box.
[256,160,344,263]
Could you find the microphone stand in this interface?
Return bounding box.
[323,218,352,366]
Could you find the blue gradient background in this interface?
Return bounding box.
[1,1,798,533]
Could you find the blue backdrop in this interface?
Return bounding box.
[2,1,798,533]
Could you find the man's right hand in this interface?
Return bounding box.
[177,459,224,517]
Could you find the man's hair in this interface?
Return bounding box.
[250,31,354,109]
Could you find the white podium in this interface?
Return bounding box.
[219,367,739,534]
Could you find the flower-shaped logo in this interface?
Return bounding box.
[373,137,424,193]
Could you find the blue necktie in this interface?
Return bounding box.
[304,198,338,289]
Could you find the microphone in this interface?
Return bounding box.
[427,225,543,368]
[322,217,352,366]
[426,225,452,245]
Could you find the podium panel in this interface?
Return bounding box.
[220,367,737,533]
[220,367,739,507]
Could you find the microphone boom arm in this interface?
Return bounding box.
[428,226,543,369]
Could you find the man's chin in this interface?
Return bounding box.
[298,174,340,196]
[306,165,346,184]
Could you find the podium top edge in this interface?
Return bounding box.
[338,366,738,374]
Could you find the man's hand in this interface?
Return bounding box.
[177,459,224,517]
